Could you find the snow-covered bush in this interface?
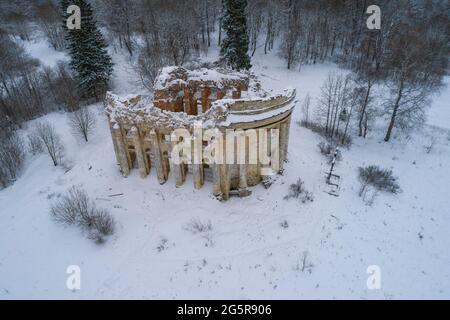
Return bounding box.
[202,233,215,248]
[294,251,314,274]
[184,218,213,234]
[91,209,116,236]
[184,219,214,247]
[156,238,169,253]
[0,130,25,189]
[298,120,326,135]
[262,176,276,189]
[87,229,108,244]
[50,188,81,225]
[318,142,342,163]
[284,179,314,203]
[298,120,352,147]
[27,133,44,155]
[280,220,289,229]
[358,166,400,197]
[50,186,116,243]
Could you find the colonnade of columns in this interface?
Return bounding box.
[109,115,291,200]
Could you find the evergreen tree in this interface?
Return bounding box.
[220,0,252,70]
[61,0,113,100]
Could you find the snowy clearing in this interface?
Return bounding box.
[1,39,449,300]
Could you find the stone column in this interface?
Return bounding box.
[238,164,252,197]
[171,133,187,187]
[131,126,148,178]
[212,164,221,196]
[173,162,186,187]
[192,135,204,189]
[112,124,130,177]
[237,130,248,190]
[183,88,191,114]
[280,117,291,164]
[219,164,230,200]
[201,86,211,113]
[239,164,248,189]
[271,127,280,173]
[109,121,121,165]
[150,130,166,184]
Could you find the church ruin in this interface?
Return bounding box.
[105,66,296,200]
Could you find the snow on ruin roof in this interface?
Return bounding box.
[153,66,250,91]
[105,88,296,129]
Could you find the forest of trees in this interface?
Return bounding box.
[0,0,449,135]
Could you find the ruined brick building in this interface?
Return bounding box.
[105,66,296,200]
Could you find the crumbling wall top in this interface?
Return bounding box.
[153,66,250,91]
[105,87,296,130]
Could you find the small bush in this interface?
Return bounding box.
[50,192,79,225]
[184,218,213,234]
[50,186,116,243]
[262,176,275,189]
[284,178,314,203]
[202,233,215,247]
[27,133,43,155]
[88,229,106,244]
[294,251,314,274]
[298,120,352,147]
[298,120,327,135]
[358,165,400,197]
[280,220,289,229]
[156,237,169,252]
[92,209,116,236]
[318,142,342,163]
[184,219,215,247]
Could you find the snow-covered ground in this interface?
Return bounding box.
[22,38,68,68]
[1,39,449,299]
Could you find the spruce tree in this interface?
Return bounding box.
[220,0,252,70]
[61,0,113,100]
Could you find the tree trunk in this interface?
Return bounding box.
[342,104,354,144]
[384,80,404,142]
[358,80,372,137]
[218,17,222,46]
[363,113,368,138]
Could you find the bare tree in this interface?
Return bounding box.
[97,0,137,56]
[132,0,208,89]
[279,0,301,69]
[316,72,352,143]
[262,0,277,54]
[34,1,67,51]
[353,75,376,138]
[51,62,80,112]
[0,130,25,189]
[68,107,96,142]
[382,6,448,142]
[34,121,64,166]
[300,93,311,127]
